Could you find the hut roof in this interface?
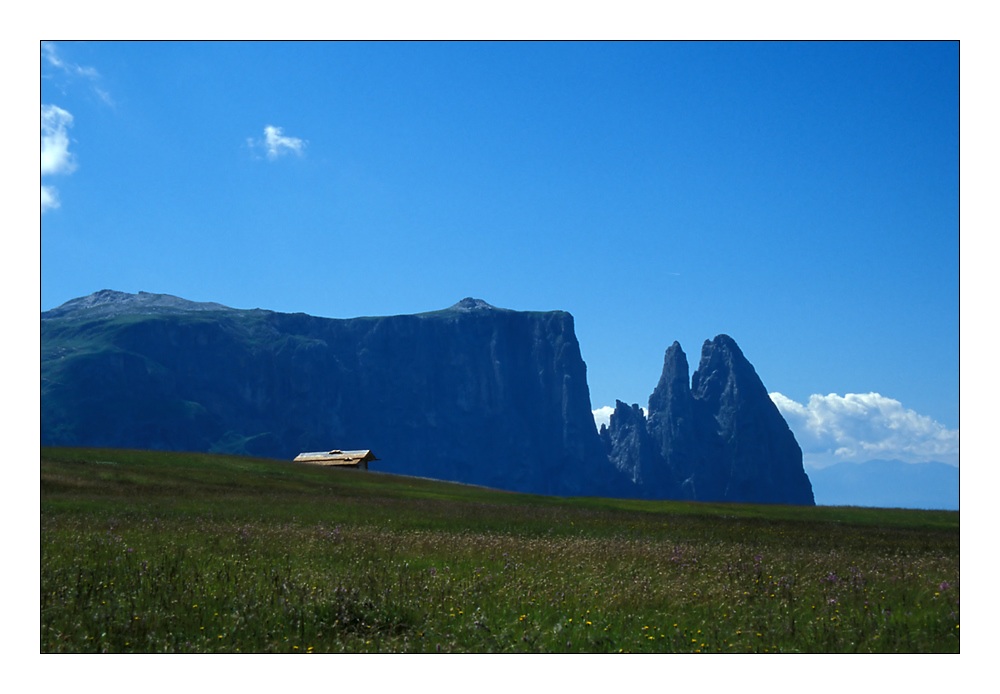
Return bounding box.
[293,449,378,466]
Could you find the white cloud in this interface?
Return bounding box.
[41,105,76,176]
[42,42,113,106]
[770,392,959,468]
[41,185,60,213]
[41,105,77,213]
[252,125,306,160]
[42,42,98,79]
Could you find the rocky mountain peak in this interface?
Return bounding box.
[599,400,655,486]
[647,341,691,424]
[613,334,815,504]
[449,297,497,312]
[44,289,231,320]
[692,334,767,409]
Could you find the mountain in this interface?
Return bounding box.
[807,459,959,510]
[42,290,813,504]
[600,338,815,505]
[42,291,615,496]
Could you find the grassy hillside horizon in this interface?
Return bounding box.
[41,447,959,653]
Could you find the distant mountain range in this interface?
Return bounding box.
[807,459,958,510]
[43,290,817,504]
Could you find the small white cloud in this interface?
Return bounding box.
[41,185,60,212]
[253,125,306,160]
[770,392,959,468]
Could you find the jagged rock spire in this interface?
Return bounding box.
[689,335,814,505]
[613,334,815,505]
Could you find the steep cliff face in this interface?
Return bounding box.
[646,342,699,499]
[41,292,613,495]
[605,335,815,505]
[688,336,814,505]
[599,401,652,484]
[42,291,814,504]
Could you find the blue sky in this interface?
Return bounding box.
[40,40,959,469]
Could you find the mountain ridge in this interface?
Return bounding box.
[42,290,814,504]
[601,337,815,505]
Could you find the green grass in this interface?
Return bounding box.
[41,447,960,653]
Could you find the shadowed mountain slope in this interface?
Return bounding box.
[43,291,813,504]
[42,291,615,495]
[601,337,815,505]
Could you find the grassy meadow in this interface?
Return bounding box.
[40,447,959,653]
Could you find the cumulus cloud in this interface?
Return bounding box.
[41,104,77,213]
[249,125,307,160]
[770,392,959,468]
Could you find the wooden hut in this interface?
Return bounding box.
[293,449,378,469]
